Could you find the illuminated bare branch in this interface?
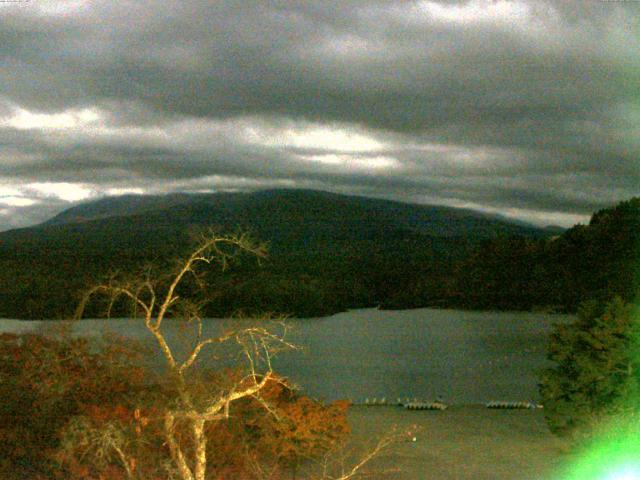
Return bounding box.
[77,231,287,480]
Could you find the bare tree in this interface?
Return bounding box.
[75,230,408,480]
[75,230,296,480]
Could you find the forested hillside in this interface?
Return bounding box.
[450,198,640,311]
[0,189,548,319]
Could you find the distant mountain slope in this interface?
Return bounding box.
[0,189,555,319]
[42,192,210,226]
[39,188,545,237]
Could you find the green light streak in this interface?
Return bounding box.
[558,423,640,480]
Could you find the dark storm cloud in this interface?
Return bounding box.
[0,0,639,230]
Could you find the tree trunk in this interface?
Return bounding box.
[193,417,207,480]
[165,411,195,480]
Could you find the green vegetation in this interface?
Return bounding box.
[0,189,545,320]
[452,197,640,311]
[0,190,637,319]
[539,297,640,440]
[539,297,640,480]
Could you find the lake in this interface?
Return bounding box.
[0,308,570,405]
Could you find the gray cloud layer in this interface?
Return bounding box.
[0,0,639,230]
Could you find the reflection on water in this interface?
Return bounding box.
[0,308,570,404]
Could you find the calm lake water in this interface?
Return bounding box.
[0,308,570,404]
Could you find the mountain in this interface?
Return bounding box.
[42,189,544,237]
[0,189,556,319]
[42,192,208,226]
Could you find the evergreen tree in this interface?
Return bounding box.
[539,297,640,439]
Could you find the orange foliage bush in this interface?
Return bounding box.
[202,374,351,478]
[0,333,350,479]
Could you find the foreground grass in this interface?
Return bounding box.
[346,405,570,480]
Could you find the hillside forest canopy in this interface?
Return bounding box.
[0,191,637,320]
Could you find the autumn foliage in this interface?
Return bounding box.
[0,330,145,478]
[0,330,350,479]
[1,233,368,479]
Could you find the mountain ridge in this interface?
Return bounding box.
[36,188,547,236]
[0,188,560,319]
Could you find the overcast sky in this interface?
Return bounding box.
[0,0,638,231]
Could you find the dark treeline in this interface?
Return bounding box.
[449,197,640,312]
[0,220,475,319]
[0,190,636,319]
